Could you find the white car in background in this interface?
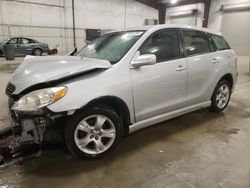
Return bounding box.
[6,25,237,159]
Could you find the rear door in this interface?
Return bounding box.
[18,38,33,55]
[181,29,221,106]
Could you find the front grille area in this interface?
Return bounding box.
[5,82,16,97]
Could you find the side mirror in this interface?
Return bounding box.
[131,54,156,68]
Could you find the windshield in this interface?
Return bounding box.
[76,31,144,64]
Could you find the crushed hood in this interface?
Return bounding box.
[9,55,112,95]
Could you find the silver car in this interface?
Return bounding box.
[0,37,49,56]
[6,25,238,158]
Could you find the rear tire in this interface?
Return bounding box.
[209,80,231,113]
[65,106,123,159]
[33,48,42,56]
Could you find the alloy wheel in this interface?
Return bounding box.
[74,114,116,155]
[34,49,42,56]
[216,84,230,109]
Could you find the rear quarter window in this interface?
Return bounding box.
[29,39,36,43]
[209,34,231,51]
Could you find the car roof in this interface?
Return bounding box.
[108,24,222,36]
[9,37,36,40]
[9,37,39,42]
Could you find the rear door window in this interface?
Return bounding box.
[209,34,231,51]
[181,30,211,56]
[21,39,30,44]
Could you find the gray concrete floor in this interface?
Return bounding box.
[0,56,250,188]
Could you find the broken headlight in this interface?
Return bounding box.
[12,86,67,112]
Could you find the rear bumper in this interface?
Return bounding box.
[41,47,50,53]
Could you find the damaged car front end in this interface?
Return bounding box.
[5,55,112,145]
[7,85,68,144]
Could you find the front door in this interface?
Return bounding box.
[5,38,19,54]
[131,29,188,122]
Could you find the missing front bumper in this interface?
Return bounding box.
[8,97,68,144]
[9,115,48,144]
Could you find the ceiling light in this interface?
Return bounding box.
[171,0,178,4]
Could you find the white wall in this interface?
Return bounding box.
[0,0,64,27]
[0,0,158,53]
[64,0,158,29]
[208,0,250,31]
[0,0,157,29]
[165,3,205,27]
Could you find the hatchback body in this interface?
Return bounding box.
[6,25,237,158]
[0,37,49,56]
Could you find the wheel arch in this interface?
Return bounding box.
[220,73,234,89]
[211,73,234,100]
[79,96,131,135]
[33,48,43,54]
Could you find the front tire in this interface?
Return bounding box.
[209,80,231,113]
[65,106,123,159]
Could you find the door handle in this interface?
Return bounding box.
[176,65,186,72]
[212,58,219,64]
